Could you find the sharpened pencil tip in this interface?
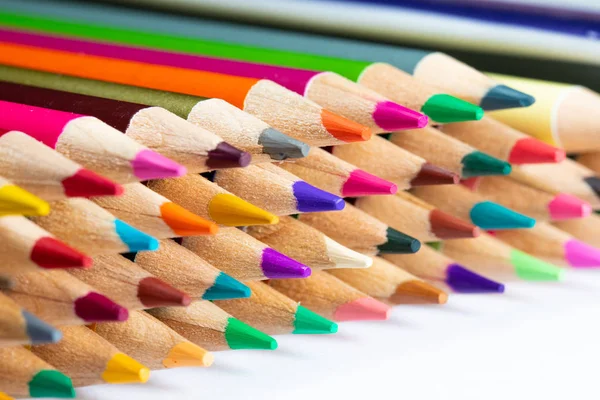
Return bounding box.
[30,237,92,270]
[261,248,312,278]
[131,149,186,180]
[564,239,600,267]
[334,297,391,321]
[209,193,278,226]
[446,264,505,293]
[0,184,50,216]
[470,201,536,229]
[292,181,345,212]
[583,177,600,198]
[207,141,251,168]
[324,236,373,268]
[259,127,310,160]
[480,84,535,110]
[421,94,483,123]
[509,137,565,164]
[411,162,460,186]
[373,100,429,130]
[22,311,62,344]
[321,109,372,142]
[160,202,218,236]
[342,169,397,196]
[430,209,481,239]
[392,280,449,304]
[224,317,278,350]
[510,250,563,281]
[102,353,150,384]
[461,151,512,178]
[29,370,75,398]
[61,168,123,198]
[202,272,251,300]
[378,227,421,254]
[548,193,592,220]
[164,342,214,368]
[74,292,129,323]
[138,277,192,308]
[293,305,338,334]
[114,219,160,252]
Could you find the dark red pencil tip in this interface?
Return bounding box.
[430,209,481,239]
[74,292,129,322]
[508,137,566,164]
[207,142,252,169]
[137,277,192,308]
[30,237,92,269]
[411,162,460,186]
[62,168,124,198]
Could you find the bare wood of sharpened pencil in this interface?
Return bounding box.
[383,245,458,287]
[554,214,600,248]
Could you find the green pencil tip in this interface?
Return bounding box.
[29,370,76,398]
[421,94,484,123]
[293,305,338,334]
[470,201,536,230]
[224,317,278,350]
[378,227,421,254]
[426,241,443,251]
[202,272,251,300]
[461,151,512,178]
[510,250,564,281]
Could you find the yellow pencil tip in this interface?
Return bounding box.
[163,342,214,368]
[209,193,279,226]
[0,185,50,216]
[102,353,150,384]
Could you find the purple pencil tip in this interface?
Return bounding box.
[445,264,505,293]
[373,100,428,131]
[564,239,600,268]
[292,181,345,213]
[261,248,312,279]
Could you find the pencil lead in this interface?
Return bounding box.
[202,272,251,300]
[461,151,512,178]
[510,250,564,281]
[209,193,279,226]
[334,297,391,321]
[583,177,600,197]
[30,237,93,269]
[102,353,150,384]
[292,181,345,212]
[138,277,192,307]
[160,202,219,235]
[0,184,49,216]
[293,305,338,334]
[421,94,484,123]
[61,168,124,198]
[373,100,429,130]
[207,142,251,169]
[321,109,372,142]
[410,162,460,186]
[131,149,187,180]
[224,317,278,350]
[324,237,373,268]
[564,240,600,267]
[446,264,505,293]
[114,219,160,252]
[342,169,398,196]
[393,281,449,304]
[28,370,75,398]
[508,137,566,164]
[164,342,214,368]
[261,248,312,278]
[430,209,481,239]
[480,84,535,111]
[259,127,310,160]
[74,292,129,322]
[470,201,536,229]
[377,227,421,254]
[548,193,592,220]
[22,311,62,344]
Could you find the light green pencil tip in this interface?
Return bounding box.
[29,370,76,398]
[224,317,278,350]
[422,94,484,123]
[510,250,564,281]
[293,305,338,334]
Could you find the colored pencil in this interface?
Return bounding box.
[0,176,49,216]
[5,270,129,325]
[439,117,566,165]
[93,182,218,238]
[31,325,150,387]
[554,214,600,248]
[0,100,185,183]
[181,227,311,280]
[383,245,505,293]
[246,216,373,270]
[94,310,214,370]
[434,232,564,281]
[0,65,310,163]
[354,192,481,241]
[576,152,600,176]
[0,131,122,200]
[492,222,600,268]
[0,12,484,123]
[215,281,338,335]
[463,176,592,221]
[0,393,14,400]
[123,239,251,300]
[385,126,511,178]
[207,164,344,215]
[329,135,460,190]
[0,292,62,346]
[268,271,391,322]
[278,146,397,197]
[0,216,92,276]
[490,74,600,153]
[329,257,448,305]
[0,40,372,148]
[31,198,159,255]
[147,174,279,226]
[149,301,278,351]
[0,0,533,111]
[69,254,192,310]
[411,185,536,230]
[297,201,421,256]
[0,346,75,399]
[0,81,251,172]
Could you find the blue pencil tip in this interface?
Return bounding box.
[446,264,505,293]
[23,310,62,344]
[293,181,345,212]
[470,201,536,230]
[114,219,160,252]
[480,84,535,110]
[202,272,251,300]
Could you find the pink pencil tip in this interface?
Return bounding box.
[131,149,187,180]
[564,239,600,268]
[342,169,397,196]
[334,297,391,321]
[373,101,429,131]
[548,193,593,220]
[508,137,566,164]
[460,177,481,191]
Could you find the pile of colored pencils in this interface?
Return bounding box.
[1,1,600,398]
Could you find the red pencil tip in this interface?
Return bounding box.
[334,297,391,321]
[74,292,129,322]
[30,237,92,269]
[137,277,192,308]
[411,163,460,186]
[509,137,566,164]
[62,169,124,198]
[342,169,398,196]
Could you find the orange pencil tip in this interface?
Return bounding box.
[160,202,219,236]
[321,109,372,143]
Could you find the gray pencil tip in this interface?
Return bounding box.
[259,128,310,160]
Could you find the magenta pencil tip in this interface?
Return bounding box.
[564,239,600,267]
[373,101,429,131]
[342,169,397,196]
[548,193,592,220]
[132,149,187,180]
[261,248,312,278]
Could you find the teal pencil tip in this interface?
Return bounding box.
[114,219,160,252]
[293,305,338,334]
[470,201,536,230]
[202,272,251,300]
[377,227,421,254]
[480,84,536,110]
[461,151,512,178]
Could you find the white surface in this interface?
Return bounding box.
[40,268,600,400]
